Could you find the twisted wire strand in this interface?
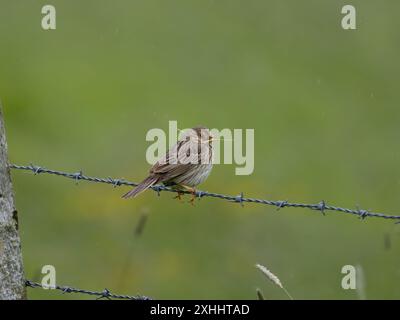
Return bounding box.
[25,280,151,300]
[9,163,400,222]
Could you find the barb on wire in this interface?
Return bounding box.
[9,163,400,222]
[25,280,151,300]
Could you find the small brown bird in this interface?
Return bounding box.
[122,126,213,202]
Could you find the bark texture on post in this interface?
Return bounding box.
[0,101,26,299]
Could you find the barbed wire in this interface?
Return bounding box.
[9,163,400,222]
[25,280,151,300]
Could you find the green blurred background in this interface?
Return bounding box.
[1,0,400,299]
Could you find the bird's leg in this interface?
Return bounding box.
[188,188,197,205]
[177,184,196,205]
[167,183,184,202]
[173,191,184,202]
[171,184,196,205]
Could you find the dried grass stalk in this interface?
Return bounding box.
[255,263,293,300]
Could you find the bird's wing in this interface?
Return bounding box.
[150,140,199,181]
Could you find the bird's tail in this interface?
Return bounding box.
[122,176,159,199]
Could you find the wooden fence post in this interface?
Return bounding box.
[0,101,26,299]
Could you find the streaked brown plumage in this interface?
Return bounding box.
[122,126,213,199]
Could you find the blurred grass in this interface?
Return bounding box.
[1,0,400,299]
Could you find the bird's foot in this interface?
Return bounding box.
[173,191,184,202]
[187,188,197,206]
[173,184,197,205]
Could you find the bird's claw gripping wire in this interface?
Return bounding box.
[188,189,197,206]
[173,191,184,202]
